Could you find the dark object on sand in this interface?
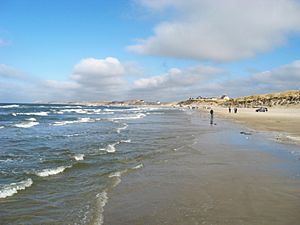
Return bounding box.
[234,108,238,113]
[228,107,231,113]
[256,107,268,112]
[240,131,252,135]
[210,109,214,115]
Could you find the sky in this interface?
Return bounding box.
[0,0,300,103]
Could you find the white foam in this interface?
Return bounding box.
[0,104,19,108]
[100,139,131,153]
[26,117,36,121]
[64,133,80,137]
[108,169,127,178]
[116,123,128,133]
[106,143,117,153]
[133,163,143,169]
[11,113,17,116]
[108,170,127,188]
[0,178,33,198]
[36,166,70,177]
[0,126,4,129]
[14,121,39,128]
[120,139,131,143]
[18,112,48,116]
[52,117,93,126]
[111,113,146,121]
[95,191,108,225]
[74,154,84,161]
[286,135,300,142]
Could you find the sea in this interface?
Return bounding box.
[0,103,201,224]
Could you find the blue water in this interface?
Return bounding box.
[0,103,198,224]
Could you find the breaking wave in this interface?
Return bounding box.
[52,117,94,126]
[116,123,128,133]
[0,104,20,108]
[0,178,33,198]
[111,113,146,121]
[36,166,71,177]
[14,121,39,128]
[74,154,85,161]
[17,112,49,116]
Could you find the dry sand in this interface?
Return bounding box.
[204,106,300,145]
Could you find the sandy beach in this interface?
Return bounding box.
[207,106,300,145]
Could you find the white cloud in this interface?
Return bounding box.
[43,57,142,101]
[129,0,300,61]
[130,65,224,100]
[202,60,300,97]
[0,64,24,79]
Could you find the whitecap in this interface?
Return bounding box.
[52,117,93,126]
[18,112,48,116]
[14,121,39,128]
[0,178,33,198]
[116,123,128,133]
[0,104,19,108]
[11,113,17,116]
[0,126,4,129]
[111,113,146,121]
[74,154,85,161]
[120,139,131,143]
[26,117,36,121]
[100,142,119,153]
[100,139,131,153]
[132,163,143,169]
[36,166,70,177]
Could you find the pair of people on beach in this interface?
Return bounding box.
[228,107,238,113]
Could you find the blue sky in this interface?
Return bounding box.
[0,0,300,102]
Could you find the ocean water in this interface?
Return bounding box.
[0,104,198,224]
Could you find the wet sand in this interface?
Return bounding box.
[103,114,300,225]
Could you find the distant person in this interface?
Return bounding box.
[228,107,231,113]
[210,109,214,125]
[234,108,238,113]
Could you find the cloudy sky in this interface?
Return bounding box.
[0,0,300,102]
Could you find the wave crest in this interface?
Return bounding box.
[0,178,33,198]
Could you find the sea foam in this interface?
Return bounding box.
[52,117,94,126]
[94,191,108,225]
[111,113,146,121]
[18,112,48,116]
[36,166,70,177]
[74,154,85,161]
[100,139,131,153]
[116,123,128,133]
[14,121,39,128]
[0,104,19,108]
[0,178,33,198]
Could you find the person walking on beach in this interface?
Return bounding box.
[210,109,214,125]
[234,107,238,113]
[228,107,231,113]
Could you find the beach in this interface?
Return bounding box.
[0,104,299,224]
[209,106,300,145]
[104,109,300,225]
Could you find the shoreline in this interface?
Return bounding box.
[103,110,300,225]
